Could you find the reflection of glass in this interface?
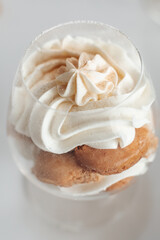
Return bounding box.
[7,22,158,229]
[142,0,160,25]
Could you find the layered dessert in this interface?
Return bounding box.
[9,32,158,197]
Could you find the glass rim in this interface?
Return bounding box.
[17,20,144,115]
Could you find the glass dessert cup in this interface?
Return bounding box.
[7,21,158,230]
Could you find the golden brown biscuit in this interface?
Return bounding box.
[33,150,100,187]
[107,177,134,192]
[74,127,158,175]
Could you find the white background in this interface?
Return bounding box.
[0,0,160,239]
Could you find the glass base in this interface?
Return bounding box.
[22,173,150,233]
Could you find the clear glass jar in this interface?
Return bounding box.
[7,21,158,230]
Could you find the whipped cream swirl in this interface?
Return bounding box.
[56,53,118,106]
[11,36,155,154]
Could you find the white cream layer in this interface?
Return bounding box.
[11,36,155,154]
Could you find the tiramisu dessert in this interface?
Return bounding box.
[8,23,158,197]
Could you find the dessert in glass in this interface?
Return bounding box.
[7,21,158,229]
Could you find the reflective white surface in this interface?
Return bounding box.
[0,0,160,239]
